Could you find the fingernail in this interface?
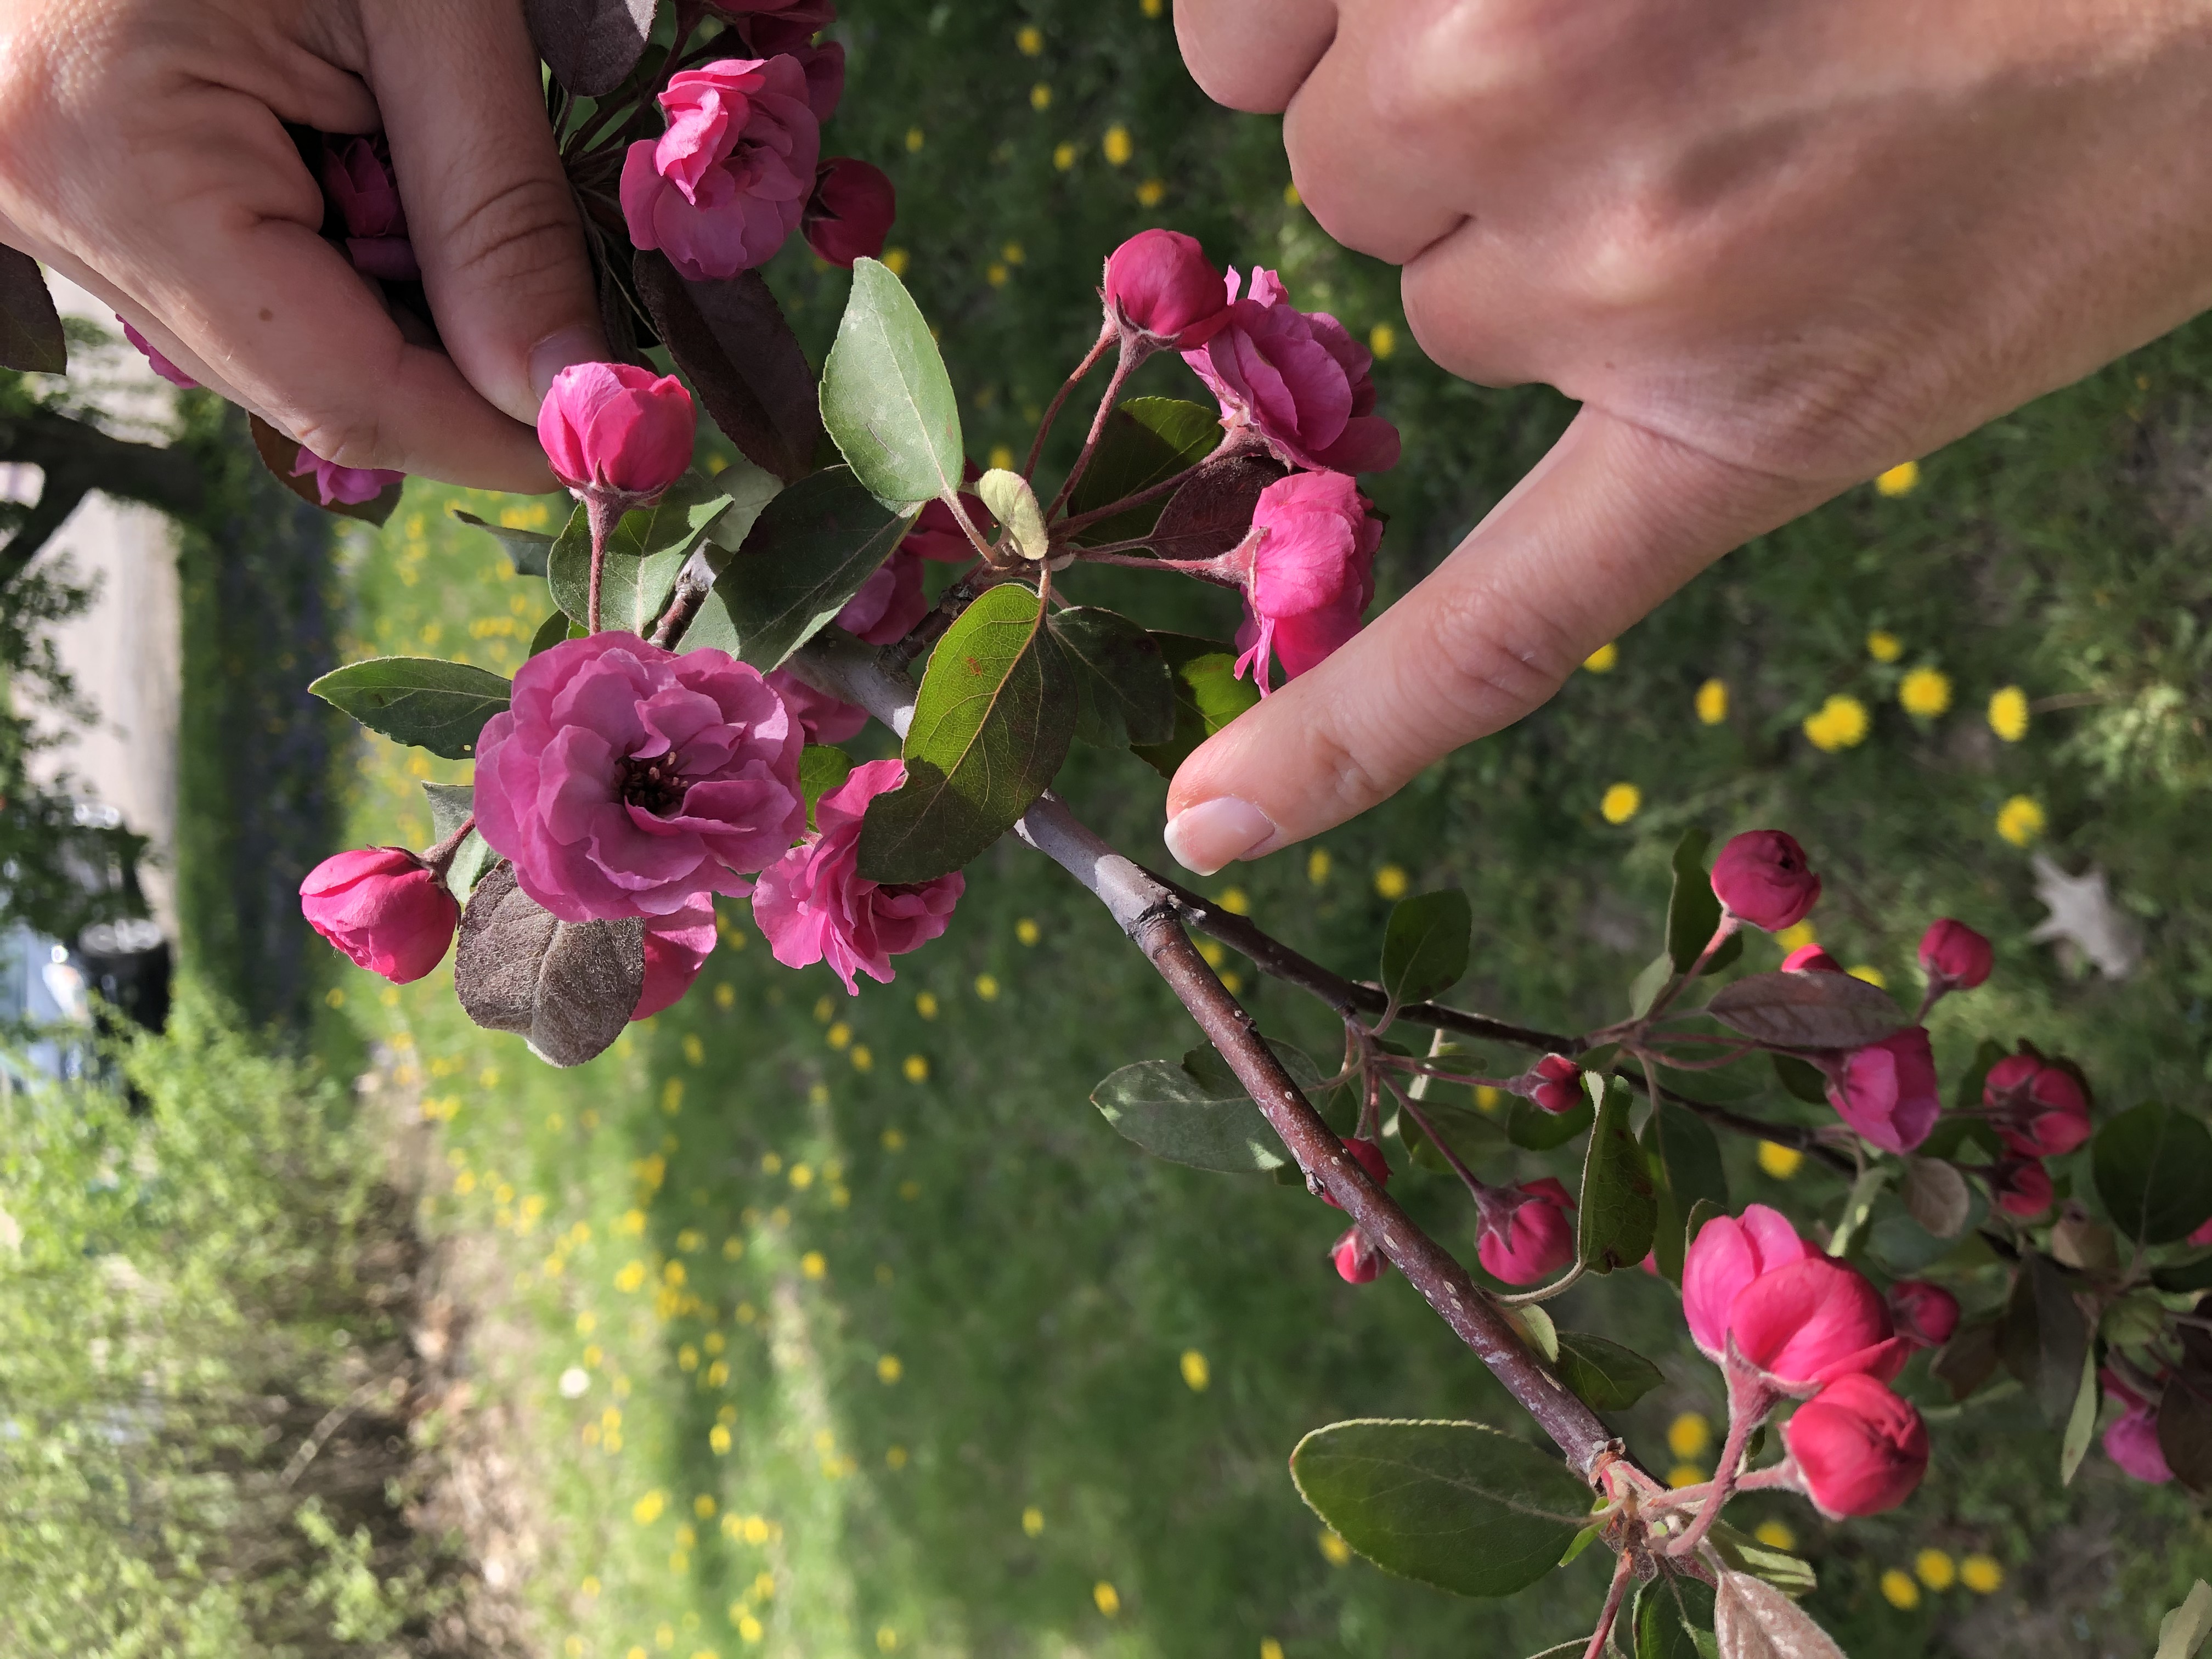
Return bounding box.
[1163,798,1278,876]
[528,325,606,406]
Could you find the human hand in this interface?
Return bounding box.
[0,0,605,492]
[1159,0,2212,874]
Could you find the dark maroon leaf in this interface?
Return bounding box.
[1706,970,1908,1051]
[1148,456,1283,561]
[0,245,66,374]
[634,252,822,483]
[454,861,646,1068]
[2162,1328,2212,1494]
[1929,1318,2002,1403]
[249,415,401,527]
[525,0,656,96]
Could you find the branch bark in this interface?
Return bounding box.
[0,407,205,586]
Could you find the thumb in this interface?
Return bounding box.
[1160,409,1842,874]
[368,0,607,426]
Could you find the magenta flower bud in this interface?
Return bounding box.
[119,317,196,388]
[292,445,404,507]
[1885,1280,1961,1349]
[1824,1026,1941,1154]
[537,363,696,501]
[834,548,928,645]
[1783,1373,1930,1517]
[704,0,836,54]
[1918,917,1993,990]
[1521,1053,1583,1115]
[2191,1215,2212,1248]
[1983,1054,2092,1158]
[1993,1157,2053,1218]
[621,56,821,282]
[1683,1203,1812,1363]
[1320,1136,1390,1210]
[473,635,804,923]
[1332,1224,1385,1284]
[2101,1369,2173,1483]
[764,667,867,746]
[1709,830,1821,932]
[300,847,459,984]
[1728,1256,1908,1390]
[1103,229,1232,349]
[752,759,964,994]
[321,136,421,282]
[633,898,719,1021]
[1475,1178,1577,1286]
[802,157,895,268]
[1225,470,1383,693]
[1779,943,1843,974]
[792,39,845,122]
[1184,266,1400,473]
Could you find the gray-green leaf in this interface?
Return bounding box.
[977,468,1048,560]
[1090,1042,1322,1173]
[451,509,555,578]
[1578,1076,1657,1273]
[1051,607,1176,749]
[452,862,645,1069]
[2093,1101,2212,1244]
[1554,1331,1666,1412]
[309,657,512,760]
[2155,1581,2212,1659]
[1707,970,1908,1051]
[820,256,964,511]
[548,470,729,634]
[1381,889,1471,1008]
[1712,1569,1843,1659]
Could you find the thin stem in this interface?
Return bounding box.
[421,815,476,874]
[1664,1374,1769,1560]
[1395,1087,1493,1209]
[1583,1550,1636,1659]
[1052,425,1251,541]
[1497,1263,1587,1308]
[1074,549,1234,578]
[1025,322,1116,482]
[650,565,713,649]
[1046,346,1148,520]
[584,493,623,634]
[885,563,994,672]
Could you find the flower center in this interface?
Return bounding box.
[618,754,687,816]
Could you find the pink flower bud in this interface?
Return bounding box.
[1320,1136,1390,1210]
[1783,1373,1929,1517]
[1779,943,1843,974]
[1683,1204,1813,1363]
[537,363,696,501]
[1475,1177,1577,1286]
[2190,1215,2212,1248]
[802,157,895,268]
[2101,1369,2174,1483]
[752,759,964,994]
[1227,470,1382,693]
[765,667,867,746]
[1709,830,1821,932]
[634,898,719,1020]
[1183,267,1400,473]
[621,56,821,282]
[1993,1157,2053,1218]
[1824,1026,1941,1154]
[1521,1053,1583,1115]
[792,39,845,121]
[1983,1054,2092,1158]
[300,847,458,984]
[705,0,836,55]
[1727,1255,1907,1390]
[1885,1280,1960,1348]
[119,318,196,388]
[292,446,404,507]
[834,548,928,645]
[1332,1224,1385,1284]
[1918,917,1993,990]
[320,136,421,282]
[1103,229,1232,349]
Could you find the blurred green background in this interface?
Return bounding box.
[10,0,2212,1655]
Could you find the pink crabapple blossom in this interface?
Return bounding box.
[292,447,404,507]
[1683,1203,1815,1364]
[765,667,868,746]
[2102,1368,2174,1483]
[1993,1158,2055,1219]
[1823,1026,1942,1154]
[1918,917,1994,991]
[1725,1254,1908,1391]
[1103,229,1233,349]
[1885,1280,1962,1349]
[536,362,697,503]
[1475,1177,1577,1286]
[634,897,720,1020]
[320,135,418,281]
[299,847,458,984]
[1226,469,1381,692]
[1983,1053,2093,1158]
[1332,1225,1385,1284]
[802,157,896,268]
[119,318,195,388]
[1520,1053,1583,1114]
[1780,943,1844,975]
[705,0,836,55]
[1783,1373,1931,1517]
[1709,830,1822,933]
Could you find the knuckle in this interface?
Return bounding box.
[435,173,585,286]
[1424,583,1581,724]
[290,409,389,472]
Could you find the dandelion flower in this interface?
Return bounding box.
[1866,630,1903,663]
[1374,865,1408,900]
[1880,1568,1921,1610]
[1093,1582,1120,1616]
[1916,1549,1956,1591]
[1583,641,1618,673]
[1988,685,2029,742]
[1758,1142,1803,1180]
[1600,782,1641,824]
[1102,125,1133,166]
[1318,1530,1351,1566]
[1695,679,1728,724]
[1180,1350,1210,1391]
[1754,1520,1796,1551]
[1899,666,1953,718]
[1960,1554,2004,1593]
[1803,694,1870,752]
[1368,323,1396,360]
[1667,1413,1712,1460]
[1995,795,2045,847]
[1875,460,1920,496]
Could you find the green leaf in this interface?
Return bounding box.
[1510,1304,1559,1363]
[421,781,473,844]
[1771,1053,1830,1106]
[1706,1524,1816,1599]
[1381,890,1471,1008]
[1636,1574,1717,1659]
[1930,1318,2004,1403]
[309,658,512,760]
[444,831,494,902]
[451,509,554,577]
[1553,1332,1665,1412]
[977,468,1048,560]
[2094,1101,2212,1244]
[1917,1112,2003,1161]
[2155,1256,2212,1295]
[0,246,66,374]
[819,255,963,510]
[1707,970,1908,1050]
[685,467,917,669]
[1288,1420,1589,1600]
[1827,1164,1893,1259]
[858,583,1073,883]
[1051,607,1176,749]
[528,610,575,658]
[1508,1094,1594,1152]
[1067,397,1222,545]
[548,470,729,634]
[798,746,854,830]
[1090,1042,1321,1173]
[1131,633,1262,778]
[2001,1252,2089,1427]
[1954,1036,2008,1115]
[2058,1339,2100,1486]
[2159,1335,2212,1496]
[1665,828,1721,973]
[1402,1097,1511,1174]
[1645,1101,1728,1282]
[1578,1076,1657,1273]
[2157,1582,2212,1659]
[1628,950,1674,1019]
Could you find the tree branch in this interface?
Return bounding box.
[0,407,205,588]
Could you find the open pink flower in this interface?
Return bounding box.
[293,447,404,506]
[1476,1178,1577,1286]
[752,758,963,993]
[538,363,696,502]
[1320,1136,1389,1210]
[1886,1280,1961,1348]
[1825,1026,1941,1154]
[792,39,845,121]
[1728,1256,1908,1390]
[1226,470,1381,692]
[1983,1054,2092,1158]
[300,848,458,984]
[1182,267,1400,473]
[634,897,719,1020]
[1683,1204,1813,1363]
[473,635,804,923]
[802,157,895,267]
[1784,1373,1929,1517]
[765,667,867,745]
[1104,229,1232,349]
[1710,831,1821,932]
[622,56,821,282]
[119,318,195,388]
[320,135,419,281]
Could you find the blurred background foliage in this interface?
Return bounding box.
[6,0,2212,1654]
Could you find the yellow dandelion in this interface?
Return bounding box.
[1988,685,2030,742]
[1283,182,1302,208]
[986,262,1010,288]
[710,1424,732,1454]
[453,1170,478,1196]
[1475,1085,1503,1113]
[884,247,910,277]
[1262,1644,1285,1659]
[1899,665,1953,718]
[1196,938,1227,969]
[1776,920,1818,951]
[706,1359,729,1387]
[1103,125,1133,165]
[1221,970,1243,994]
[899,1179,921,1200]
[800,1251,827,1280]
[851,1043,873,1072]
[1374,864,1409,900]
[737,1615,763,1644]
[1695,678,1729,724]
[1209,886,1248,916]
[914,991,938,1020]
[1803,693,1871,752]
[1666,1413,1712,1460]
[904,127,924,153]
[1142,0,1163,15]
[1368,323,1397,360]
[1015,916,1041,944]
[877,1355,904,1385]
[1583,641,1618,673]
[882,1127,906,1152]
[663,1260,687,1288]
[1307,848,1331,884]
[1029,82,1052,111]
[714,982,735,1009]
[1995,795,2046,847]
[679,1344,700,1372]
[1135,177,1166,207]
[577,1311,598,1335]
[1053,141,1079,171]
[615,1260,647,1293]
[681,1033,705,1066]
[1916,1549,1956,1591]
[1754,1520,1796,1551]
[789,1163,814,1190]
[813,994,834,1023]
[988,444,1014,471]
[1880,1568,1921,1610]
[1023,1505,1045,1537]
[1318,1530,1351,1566]
[723,1236,743,1261]
[1180,1350,1211,1391]
[581,1576,602,1598]
[1866,629,1903,663]
[826,1022,851,1050]
[1016,23,1043,53]
[633,1489,667,1525]
[1960,1554,2004,1593]
[876,1629,898,1653]
[975,972,1001,1001]
[1601,783,1642,825]
[1875,460,1921,497]
[1758,1141,1804,1180]
[902,1053,929,1083]
[1093,1582,1120,1617]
